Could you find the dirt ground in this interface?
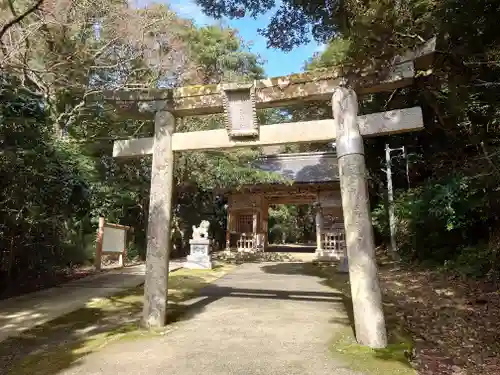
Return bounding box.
[376,256,500,375]
[0,266,96,301]
[0,258,143,301]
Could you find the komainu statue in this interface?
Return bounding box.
[192,220,210,240]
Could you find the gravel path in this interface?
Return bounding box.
[59,262,364,375]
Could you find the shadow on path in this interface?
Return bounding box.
[265,244,316,253]
[260,262,356,335]
[185,286,344,305]
[260,261,415,373]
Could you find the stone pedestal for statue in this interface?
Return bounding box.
[185,238,213,269]
[315,249,342,262]
[184,220,213,269]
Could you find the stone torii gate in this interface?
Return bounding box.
[103,40,434,349]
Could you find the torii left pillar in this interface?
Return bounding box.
[142,110,175,328]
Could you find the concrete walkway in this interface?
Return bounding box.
[0,261,183,343]
[60,262,363,375]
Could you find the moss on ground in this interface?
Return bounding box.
[1,264,234,375]
[310,262,416,375]
[329,325,416,375]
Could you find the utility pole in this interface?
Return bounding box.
[385,144,409,258]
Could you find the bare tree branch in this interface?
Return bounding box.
[0,0,44,42]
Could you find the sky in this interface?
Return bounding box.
[134,0,325,78]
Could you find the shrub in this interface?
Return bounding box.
[372,174,489,263]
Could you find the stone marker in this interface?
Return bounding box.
[185,220,213,269]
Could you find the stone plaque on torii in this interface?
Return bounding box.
[99,38,435,349]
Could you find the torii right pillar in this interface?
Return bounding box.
[333,86,388,348]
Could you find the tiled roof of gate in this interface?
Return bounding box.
[253,151,339,183]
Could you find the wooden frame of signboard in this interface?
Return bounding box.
[94,217,133,270]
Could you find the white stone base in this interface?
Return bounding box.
[184,255,213,270]
[314,249,342,262]
[184,238,213,269]
[237,247,263,253]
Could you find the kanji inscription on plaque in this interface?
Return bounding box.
[221,82,259,138]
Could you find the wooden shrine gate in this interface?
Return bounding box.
[222,151,346,259]
[102,38,435,348]
[225,183,345,254]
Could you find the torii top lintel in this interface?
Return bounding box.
[102,38,435,118]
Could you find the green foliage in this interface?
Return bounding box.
[306,38,351,70]
[443,245,495,279]
[0,74,93,288]
[268,205,298,244]
[372,175,490,266]
[268,204,315,244]
[183,25,264,83]
[0,2,273,295]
